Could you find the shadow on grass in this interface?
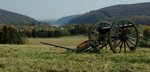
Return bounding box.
[62,50,111,54]
[0,64,5,68]
[129,58,150,64]
[46,69,69,72]
[139,43,150,48]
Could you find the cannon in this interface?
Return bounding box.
[41,19,139,53]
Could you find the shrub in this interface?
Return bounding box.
[143,28,150,39]
[0,26,27,44]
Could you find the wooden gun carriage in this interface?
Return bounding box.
[41,19,139,53]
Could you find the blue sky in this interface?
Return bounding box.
[0,0,150,20]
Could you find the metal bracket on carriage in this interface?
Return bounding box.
[76,38,95,48]
[74,38,99,52]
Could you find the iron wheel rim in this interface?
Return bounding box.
[108,19,139,53]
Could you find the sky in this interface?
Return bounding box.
[0,0,150,20]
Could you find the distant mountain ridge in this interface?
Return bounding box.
[68,2,150,25]
[0,8,51,28]
[55,14,81,25]
[0,8,37,24]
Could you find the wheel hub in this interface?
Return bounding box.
[120,31,128,42]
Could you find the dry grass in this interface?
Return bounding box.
[27,38,87,46]
[0,37,150,72]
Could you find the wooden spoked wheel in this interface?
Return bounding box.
[89,21,112,51]
[108,19,139,53]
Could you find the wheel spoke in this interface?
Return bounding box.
[116,24,123,33]
[124,41,126,52]
[117,24,120,28]
[128,26,134,32]
[128,32,136,35]
[117,24,124,33]
[126,40,131,50]
[119,42,123,53]
[105,43,108,50]
[113,28,121,35]
[127,35,137,42]
[127,39,135,46]
[111,36,120,39]
[122,21,125,31]
[113,40,121,48]
[128,32,137,36]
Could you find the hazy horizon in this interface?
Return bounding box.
[0,0,150,20]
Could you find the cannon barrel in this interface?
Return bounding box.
[40,42,75,51]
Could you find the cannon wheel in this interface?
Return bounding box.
[108,19,139,53]
[89,21,112,51]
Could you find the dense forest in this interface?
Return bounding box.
[68,2,150,26]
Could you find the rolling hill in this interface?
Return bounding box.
[68,2,150,25]
[0,8,37,23]
[55,14,81,25]
[0,8,51,28]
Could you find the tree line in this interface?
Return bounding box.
[0,24,89,44]
[19,24,88,38]
[1,24,150,45]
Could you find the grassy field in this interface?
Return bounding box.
[0,37,150,72]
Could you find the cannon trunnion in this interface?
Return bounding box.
[41,19,139,53]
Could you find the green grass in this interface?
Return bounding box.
[0,37,150,72]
